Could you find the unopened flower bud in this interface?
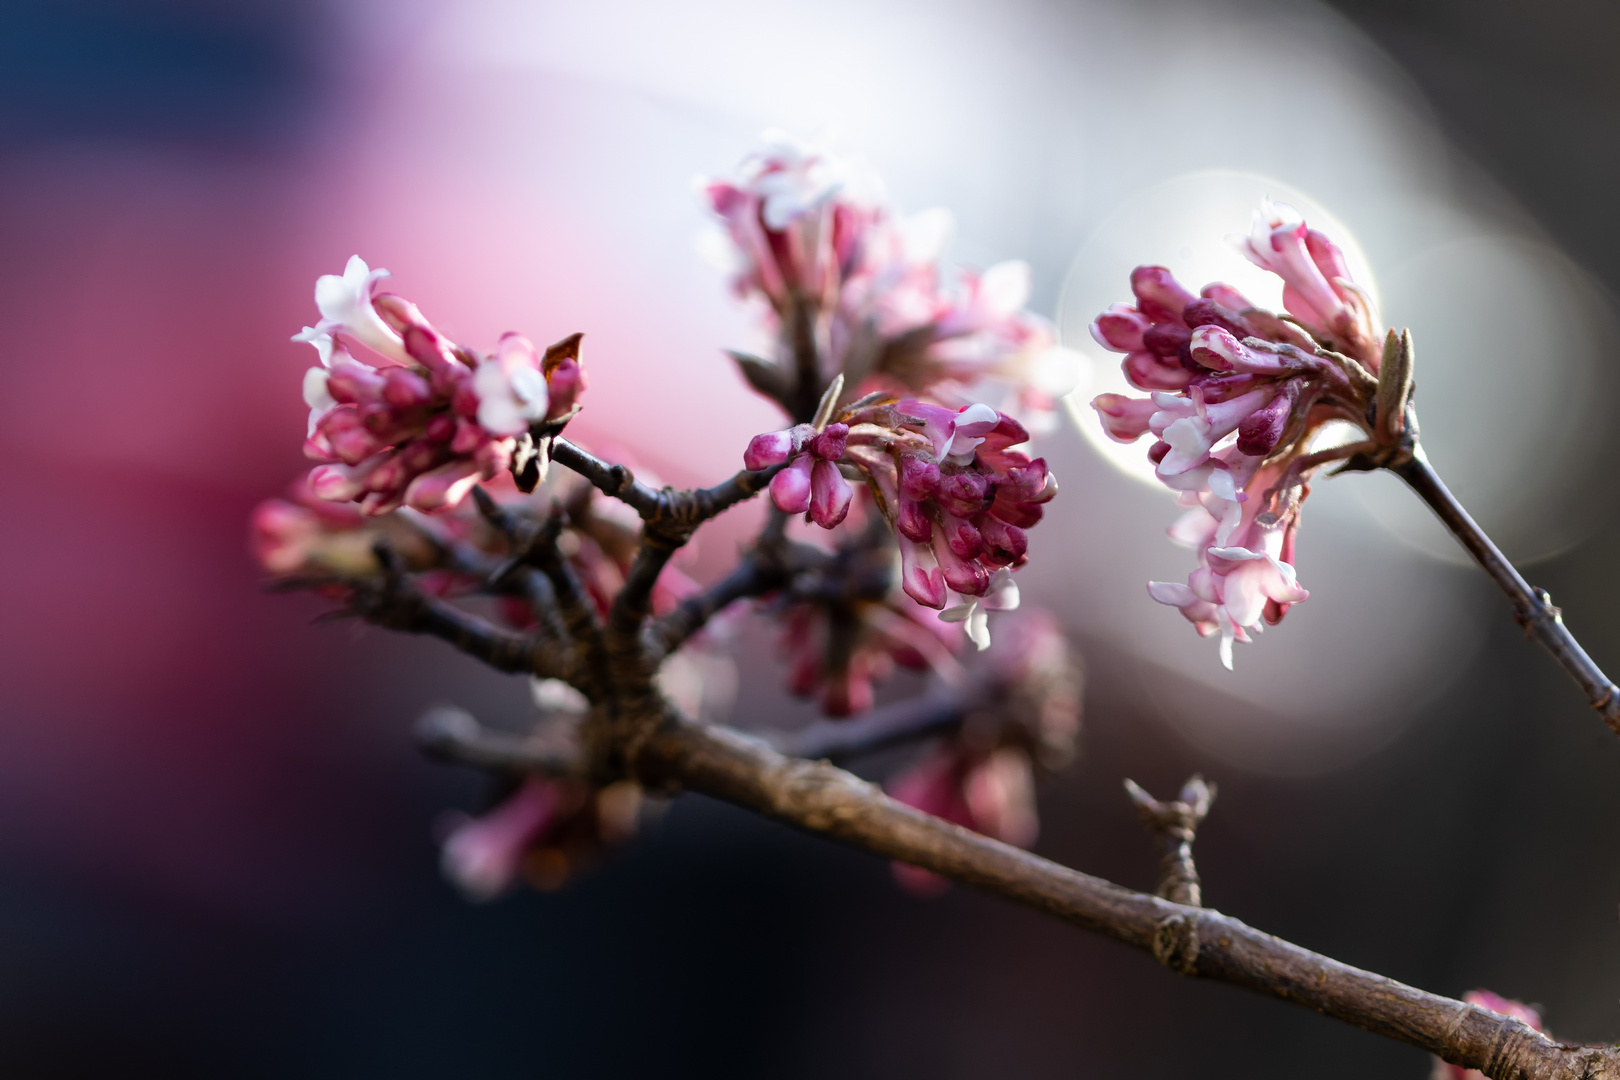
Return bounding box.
[770,454,814,514]
[745,429,797,470]
[809,457,853,528]
[810,422,849,461]
[1090,302,1151,352]
[1130,265,1196,323]
[1123,350,1194,391]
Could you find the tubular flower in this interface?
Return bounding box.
[294,257,586,515]
[1087,203,1388,667]
[842,398,1055,628]
[842,238,1081,434]
[249,469,435,577]
[439,775,646,900]
[1237,199,1379,366]
[940,567,1021,651]
[701,132,1078,433]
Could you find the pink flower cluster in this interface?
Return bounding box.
[702,132,1077,430]
[702,130,879,322]
[251,473,373,576]
[1089,203,1383,668]
[296,256,585,516]
[846,399,1053,619]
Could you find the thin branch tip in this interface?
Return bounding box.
[1124,774,1215,908]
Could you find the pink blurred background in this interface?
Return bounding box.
[3,0,1620,1075]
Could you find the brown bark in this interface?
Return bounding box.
[635,716,1617,1080]
[1394,456,1620,737]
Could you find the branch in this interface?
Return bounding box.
[343,564,562,678]
[647,554,787,659]
[775,687,965,762]
[471,491,598,689]
[429,707,1608,1077]
[645,531,837,659]
[548,439,664,516]
[1124,775,1214,907]
[636,717,1608,1080]
[549,438,782,537]
[417,705,583,776]
[1392,454,1620,737]
[785,292,824,423]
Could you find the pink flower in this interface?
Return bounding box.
[940,567,1020,650]
[1147,460,1309,669]
[842,399,1052,610]
[250,470,431,577]
[1086,203,1387,667]
[292,263,587,516]
[309,255,412,366]
[1236,199,1379,368]
[473,333,550,436]
[703,133,1077,435]
[700,130,875,316]
[440,779,563,901]
[438,772,646,899]
[776,585,964,718]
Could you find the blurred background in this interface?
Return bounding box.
[2,0,1619,1075]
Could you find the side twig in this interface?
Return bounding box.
[1124,775,1214,907]
[648,555,787,659]
[342,560,563,679]
[549,438,783,537]
[776,687,966,762]
[417,706,583,776]
[1392,454,1620,736]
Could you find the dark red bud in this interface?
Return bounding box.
[1143,322,1191,358]
[1235,381,1301,457]
[936,471,991,517]
[1130,265,1196,324]
[899,455,941,501]
[1182,297,1254,338]
[977,515,1028,566]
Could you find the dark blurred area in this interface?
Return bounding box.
[2,1,1620,1077]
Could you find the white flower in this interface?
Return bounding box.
[944,402,1002,460]
[291,325,336,367]
[750,129,845,229]
[312,255,410,365]
[301,366,337,436]
[940,568,1021,650]
[472,335,549,436]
